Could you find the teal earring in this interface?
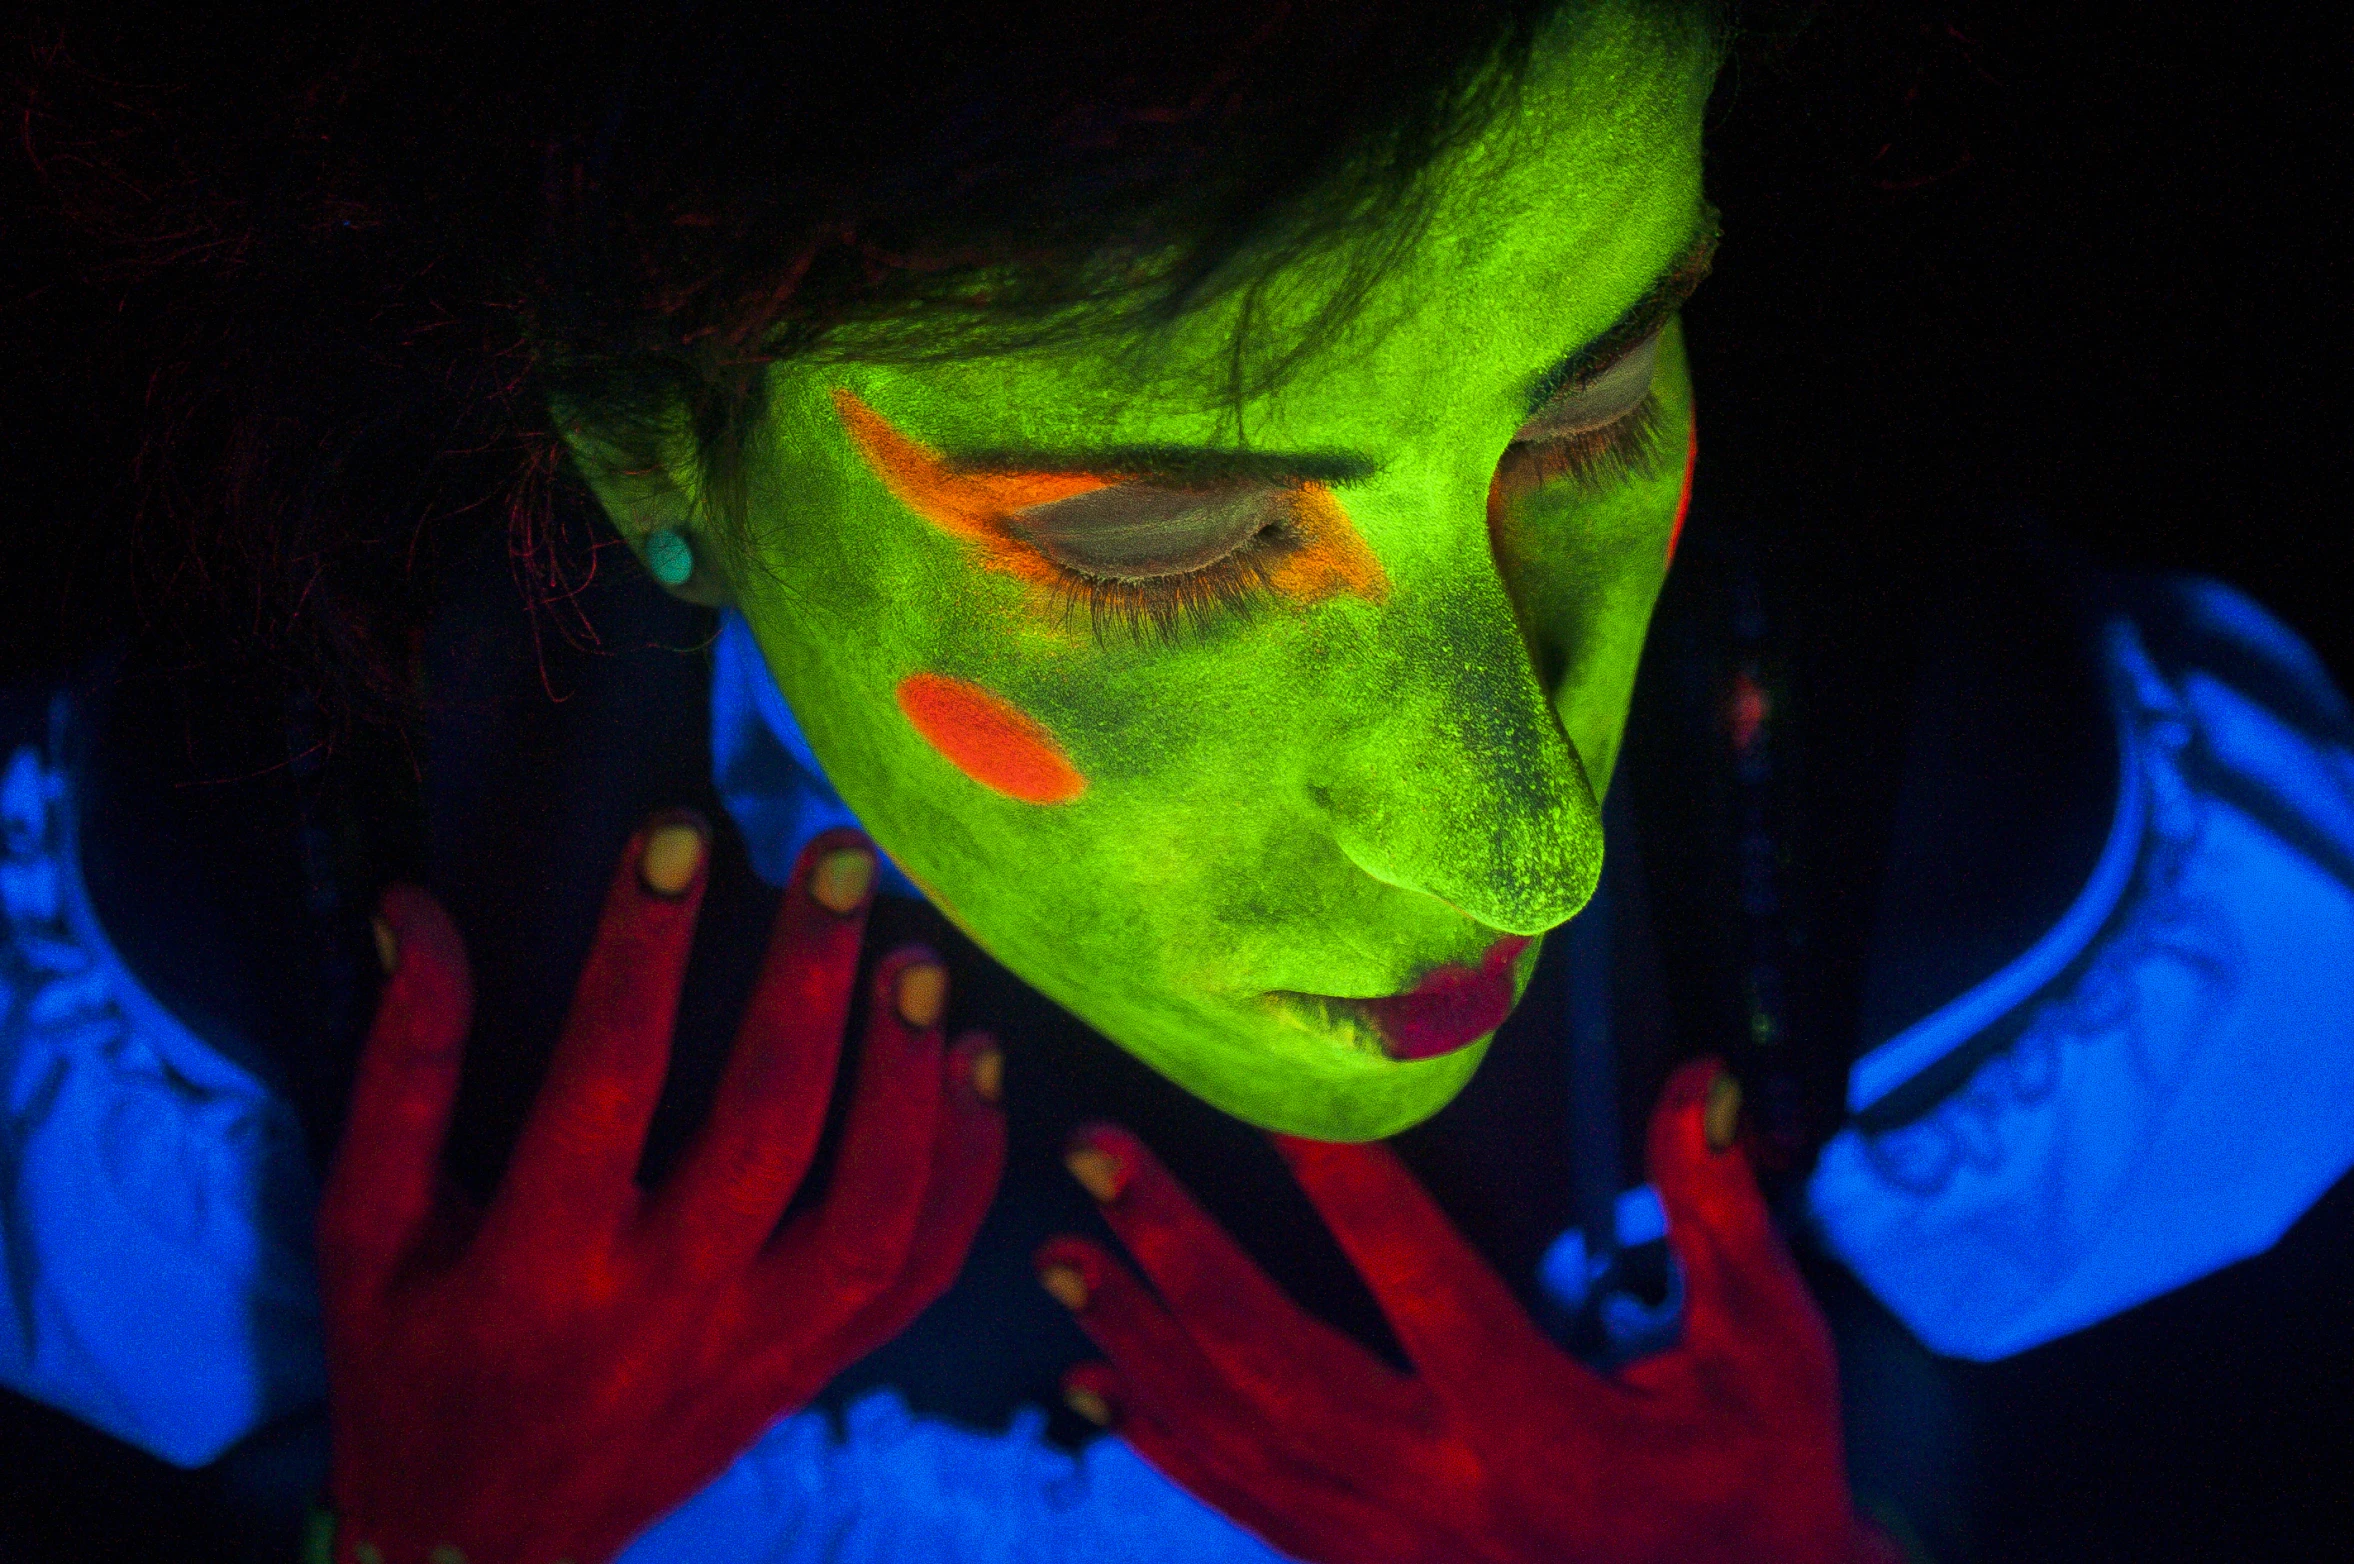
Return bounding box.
[644,528,695,588]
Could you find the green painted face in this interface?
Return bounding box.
[611,6,1718,1139]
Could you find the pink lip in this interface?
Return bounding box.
[1353,936,1533,1061]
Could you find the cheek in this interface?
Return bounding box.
[896,672,1089,805]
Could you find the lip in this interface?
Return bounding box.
[1287,936,1534,1062]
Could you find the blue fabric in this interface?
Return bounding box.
[0,700,325,1467]
[622,1391,1284,1564]
[711,610,921,898]
[10,571,2353,1535]
[1807,581,2354,1360]
[0,688,1276,1551]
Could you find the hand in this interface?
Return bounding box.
[1036,1060,1900,1564]
[319,817,1006,1564]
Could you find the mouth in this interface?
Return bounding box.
[1277,936,1534,1062]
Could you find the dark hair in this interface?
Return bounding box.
[9,0,1739,722]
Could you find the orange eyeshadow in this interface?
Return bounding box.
[1268,482,1390,606]
[833,389,1109,592]
[896,672,1089,805]
[833,387,1389,609]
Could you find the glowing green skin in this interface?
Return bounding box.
[688,9,1708,1139]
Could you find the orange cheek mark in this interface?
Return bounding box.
[1665,418,1698,568]
[896,671,1088,805]
[834,386,1388,609]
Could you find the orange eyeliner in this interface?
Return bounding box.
[832,388,1111,592]
[1266,482,1390,606]
[831,387,1388,612]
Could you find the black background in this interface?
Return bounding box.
[5,4,2351,1561]
[1691,8,2353,1560]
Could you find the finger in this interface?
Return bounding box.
[649,828,877,1275]
[489,812,708,1244]
[756,946,949,1335]
[1059,1361,1460,1564]
[1061,1370,1315,1555]
[1038,1235,1426,1518]
[1638,1060,1835,1385]
[802,1031,1009,1374]
[318,885,473,1302]
[1272,1134,1585,1426]
[1064,1123,1429,1450]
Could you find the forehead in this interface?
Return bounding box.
[818,5,1717,458]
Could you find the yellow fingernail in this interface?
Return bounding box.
[1039,1263,1089,1311]
[811,847,874,914]
[895,961,948,1028]
[1064,1386,1113,1427]
[1704,1071,1743,1152]
[969,1043,1004,1104]
[1065,1146,1125,1204]
[641,820,706,896]
[371,916,399,976]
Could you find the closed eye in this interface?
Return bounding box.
[977,329,1672,639]
[1005,482,1293,581]
[1494,326,1673,498]
[1520,329,1660,441]
[999,480,1309,641]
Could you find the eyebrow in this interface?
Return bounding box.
[948,442,1381,488]
[938,209,1722,489]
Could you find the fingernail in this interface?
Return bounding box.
[895,961,948,1028]
[811,847,874,914]
[1063,1385,1115,1427]
[641,818,707,897]
[1704,1071,1743,1152]
[969,1043,1004,1104]
[371,916,399,976]
[1064,1143,1127,1204]
[1038,1262,1090,1311]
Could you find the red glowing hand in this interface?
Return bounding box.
[318,820,1005,1564]
[1038,1061,1900,1564]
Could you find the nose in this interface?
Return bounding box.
[1315,595,1603,935]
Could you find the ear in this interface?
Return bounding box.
[557,413,737,609]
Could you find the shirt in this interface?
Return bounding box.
[4,574,2349,1556]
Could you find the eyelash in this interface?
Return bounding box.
[1038,391,1671,642]
[1043,514,1306,643]
[1492,390,1672,500]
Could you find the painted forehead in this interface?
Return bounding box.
[814,14,1715,446]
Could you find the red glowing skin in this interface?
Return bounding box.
[1039,1062,1903,1564]
[318,827,1006,1564]
[1666,418,1698,568]
[896,672,1089,805]
[1362,935,1533,1061]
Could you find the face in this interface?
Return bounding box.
[641,6,1715,1139]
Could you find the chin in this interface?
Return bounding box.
[1154,1024,1496,1143]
